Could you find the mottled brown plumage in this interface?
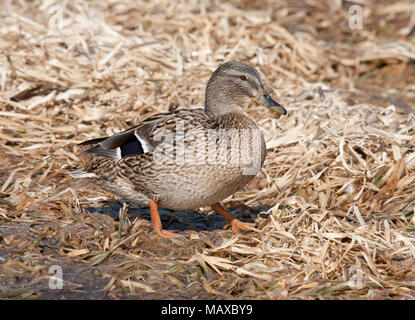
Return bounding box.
[70,61,287,238]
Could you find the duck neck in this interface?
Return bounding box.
[212,111,258,130]
[205,101,243,120]
[204,76,243,120]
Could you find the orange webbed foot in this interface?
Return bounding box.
[154,228,182,239]
[150,199,181,239]
[212,203,255,234]
[224,219,255,233]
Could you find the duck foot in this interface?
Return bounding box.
[211,203,255,233]
[154,228,182,239]
[149,199,181,239]
[223,219,255,233]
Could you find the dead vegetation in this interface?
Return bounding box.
[0,0,415,299]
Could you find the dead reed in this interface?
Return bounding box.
[0,0,414,299]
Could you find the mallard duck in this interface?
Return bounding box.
[70,61,286,238]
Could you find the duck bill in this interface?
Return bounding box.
[252,88,287,116]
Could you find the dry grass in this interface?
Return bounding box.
[1,0,415,299]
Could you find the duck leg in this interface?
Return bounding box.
[211,203,254,233]
[149,199,181,238]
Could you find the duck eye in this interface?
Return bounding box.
[239,75,247,81]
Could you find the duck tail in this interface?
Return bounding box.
[68,167,96,178]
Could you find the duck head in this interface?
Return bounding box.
[205,61,287,119]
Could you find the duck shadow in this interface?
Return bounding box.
[84,202,271,232]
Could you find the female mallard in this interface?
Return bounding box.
[70,61,286,238]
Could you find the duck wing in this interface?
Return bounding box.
[78,108,209,160]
